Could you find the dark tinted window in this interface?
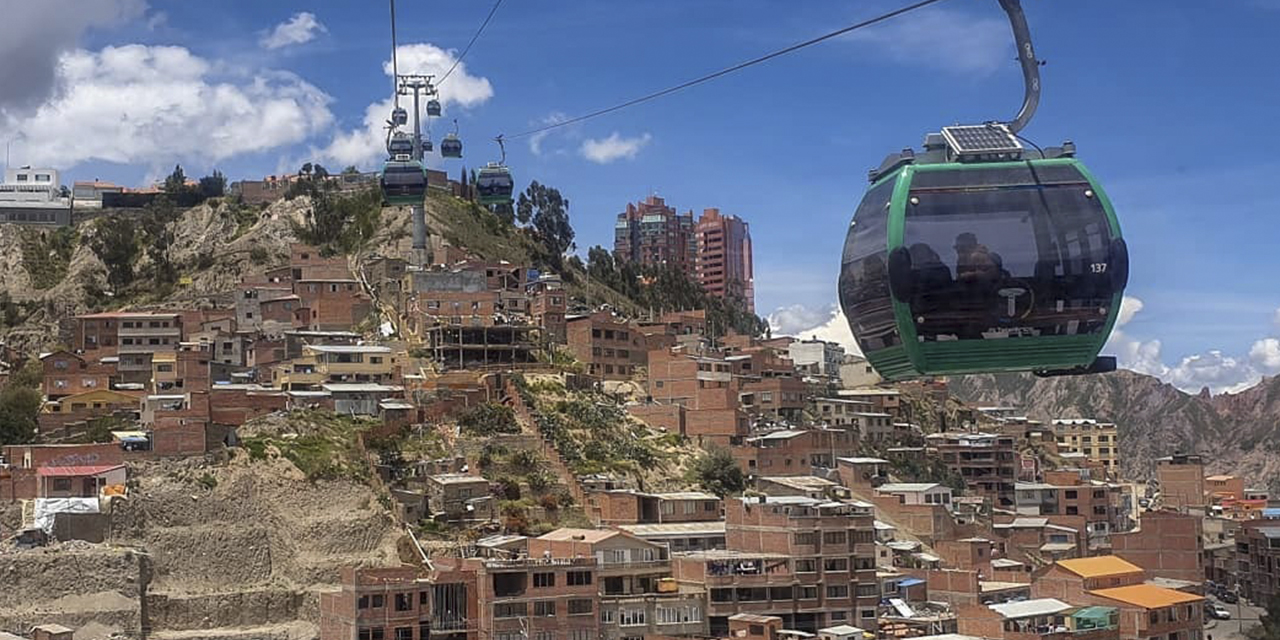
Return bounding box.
[902,181,1114,341]
[839,178,899,353]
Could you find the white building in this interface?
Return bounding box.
[788,338,845,381]
[877,482,954,510]
[839,354,883,389]
[0,167,72,225]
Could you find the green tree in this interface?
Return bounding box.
[163,164,188,195]
[313,164,329,179]
[199,169,227,198]
[292,187,382,255]
[690,448,747,497]
[520,181,574,256]
[0,386,42,445]
[9,360,42,389]
[300,162,313,178]
[490,202,515,226]
[342,165,360,175]
[89,217,141,291]
[1249,596,1280,640]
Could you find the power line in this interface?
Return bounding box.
[439,0,506,86]
[504,0,952,140]
[389,0,400,106]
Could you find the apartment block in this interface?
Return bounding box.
[1235,519,1280,603]
[614,196,697,276]
[1155,454,1205,511]
[927,432,1017,507]
[273,344,398,390]
[565,311,644,381]
[529,528,707,640]
[1051,420,1119,473]
[735,428,858,475]
[466,556,599,640]
[695,208,754,312]
[1014,471,1118,543]
[318,564,477,640]
[1205,475,1244,503]
[671,496,878,635]
[295,278,374,331]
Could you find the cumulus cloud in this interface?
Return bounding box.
[580,132,652,164]
[1250,338,1280,373]
[261,12,327,50]
[1107,294,1275,395]
[0,0,146,116]
[768,304,862,357]
[316,43,494,170]
[0,44,334,171]
[845,7,1009,75]
[1116,295,1145,328]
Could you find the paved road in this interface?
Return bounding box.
[1204,597,1265,640]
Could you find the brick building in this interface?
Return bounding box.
[671,496,878,635]
[529,528,708,640]
[927,432,1017,507]
[1235,519,1280,603]
[1109,510,1203,585]
[1155,454,1205,511]
[587,490,722,526]
[1031,555,1205,640]
[1051,420,1119,474]
[295,278,374,331]
[694,208,754,312]
[528,275,567,344]
[318,564,477,640]
[41,350,113,399]
[565,311,645,381]
[73,311,183,384]
[614,195,697,276]
[465,556,600,640]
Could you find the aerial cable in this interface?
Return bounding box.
[389,0,401,107]
[504,0,951,140]
[438,0,505,86]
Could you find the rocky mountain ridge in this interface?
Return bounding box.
[949,370,1280,492]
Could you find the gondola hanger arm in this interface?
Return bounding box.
[997,0,1041,133]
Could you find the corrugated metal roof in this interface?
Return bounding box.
[619,522,727,537]
[990,598,1073,619]
[1089,584,1203,609]
[1056,555,1143,578]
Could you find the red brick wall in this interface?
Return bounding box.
[152,420,208,455]
[209,390,288,426]
[1111,510,1204,584]
[627,404,684,434]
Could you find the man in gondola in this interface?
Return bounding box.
[953,233,1003,338]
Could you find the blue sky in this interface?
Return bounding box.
[2,0,1278,393]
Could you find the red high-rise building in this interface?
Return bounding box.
[695,208,754,312]
[613,196,697,276]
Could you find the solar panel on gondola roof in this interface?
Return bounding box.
[942,124,1023,154]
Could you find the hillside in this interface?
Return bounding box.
[948,370,1280,492]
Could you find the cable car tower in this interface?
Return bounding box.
[839,0,1128,381]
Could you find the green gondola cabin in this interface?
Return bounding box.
[840,144,1127,381]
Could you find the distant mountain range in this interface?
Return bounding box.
[948,370,1280,493]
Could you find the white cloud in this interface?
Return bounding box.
[845,7,1008,75]
[1249,338,1280,373]
[316,43,494,170]
[261,12,327,50]
[580,132,652,164]
[0,44,334,171]
[0,0,146,115]
[768,303,862,357]
[768,304,832,337]
[529,112,570,156]
[1116,295,1145,328]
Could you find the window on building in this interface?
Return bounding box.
[823,531,847,545]
[395,593,413,612]
[824,558,849,572]
[533,572,555,588]
[570,631,592,640]
[1065,490,1078,499]
[567,599,593,615]
[52,478,72,492]
[358,595,370,609]
[619,609,646,627]
[394,628,412,640]
[495,603,527,618]
[799,586,818,600]
[794,532,816,546]
[826,585,849,598]
[831,611,848,622]
[535,632,555,640]
[358,629,385,640]
[567,571,592,586]
[601,609,616,624]
[534,600,557,616]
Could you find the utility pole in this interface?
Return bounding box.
[397,74,436,268]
